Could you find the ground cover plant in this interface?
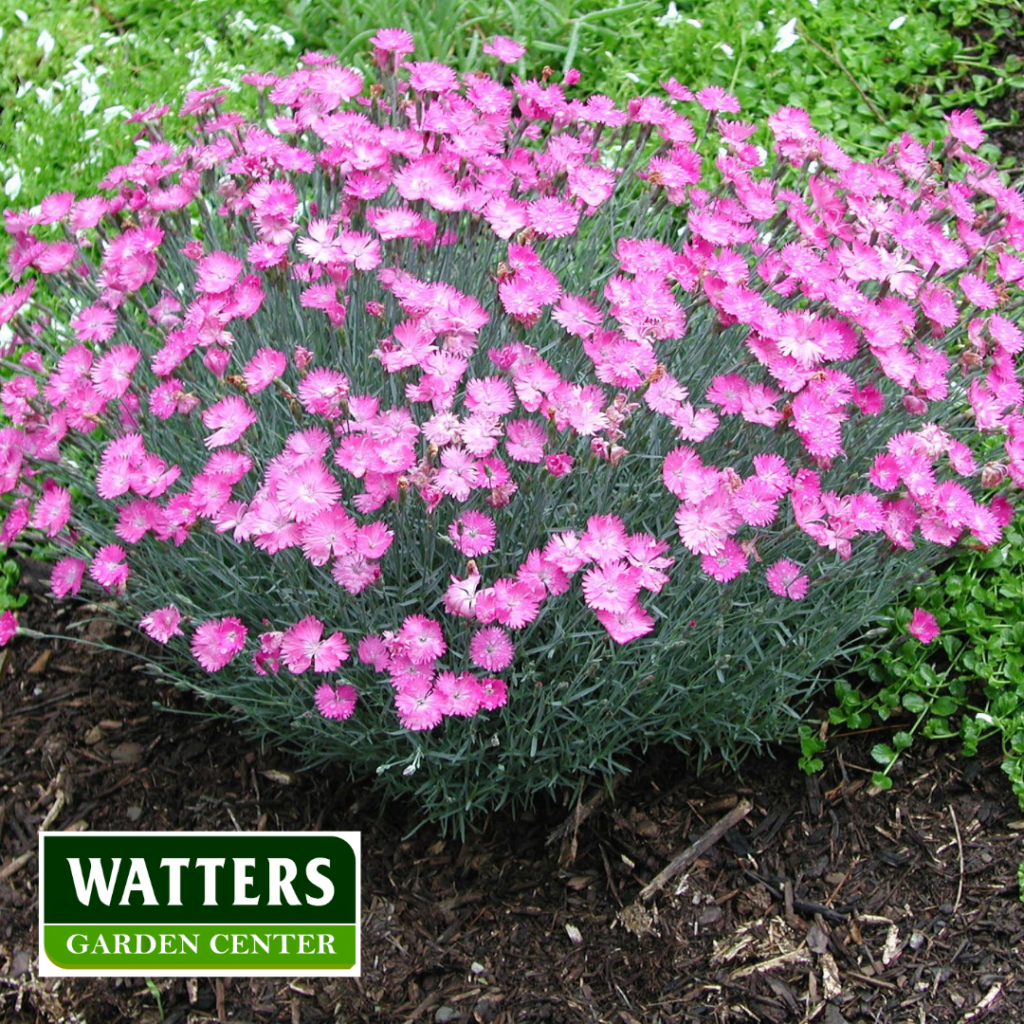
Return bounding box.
[601,1,1024,160]
[2,0,1021,219]
[0,28,1022,831]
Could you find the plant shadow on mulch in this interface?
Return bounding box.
[1,596,1023,1024]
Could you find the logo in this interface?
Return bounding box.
[39,832,359,977]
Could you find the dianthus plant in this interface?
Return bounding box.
[1,32,1023,827]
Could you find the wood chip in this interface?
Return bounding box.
[110,741,144,763]
[28,650,51,674]
[820,951,842,1000]
[640,799,752,901]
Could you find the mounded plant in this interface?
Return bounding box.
[1,32,1022,829]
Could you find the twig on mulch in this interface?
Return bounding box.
[640,798,752,901]
[950,805,964,917]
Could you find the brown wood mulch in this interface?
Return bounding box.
[1,594,1023,1024]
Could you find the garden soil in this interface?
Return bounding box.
[1,595,1022,1024]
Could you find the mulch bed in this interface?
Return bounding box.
[1,595,1022,1024]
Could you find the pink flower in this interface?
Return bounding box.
[90,544,130,592]
[581,562,643,612]
[483,35,526,63]
[765,559,809,600]
[90,345,141,399]
[51,556,86,598]
[469,626,515,672]
[478,677,508,711]
[695,86,741,113]
[505,419,546,463]
[191,617,248,671]
[528,198,580,238]
[404,61,459,93]
[908,608,940,644]
[594,603,655,644]
[701,538,748,582]
[315,683,358,720]
[492,578,543,628]
[195,251,243,294]
[0,609,17,646]
[370,28,415,56]
[396,615,446,665]
[449,511,496,557]
[242,348,287,392]
[394,682,445,731]
[436,672,484,717]
[72,304,117,343]
[140,606,184,643]
[274,460,341,523]
[947,109,985,150]
[281,616,351,673]
[30,482,72,537]
[202,396,257,448]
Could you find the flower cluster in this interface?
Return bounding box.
[0,30,1020,779]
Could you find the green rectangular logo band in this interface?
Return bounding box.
[39,832,360,977]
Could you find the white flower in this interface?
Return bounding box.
[79,94,100,115]
[717,42,735,57]
[37,28,55,56]
[888,15,907,30]
[807,0,818,7]
[103,104,127,123]
[14,9,28,25]
[4,170,23,200]
[82,128,100,141]
[772,17,799,52]
[656,2,682,28]
[686,18,703,28]
[264,24,295,48]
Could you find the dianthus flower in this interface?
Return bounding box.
[281,616,351,673]
[449,510,496,557]
[90,544,130,592]
[315,682,358,720]
[908,608,940,644]
[191,617,248,672]
[0,610,17,647]
[469,626,515,672]
[140,606,184,644]
[483,35,526,63]
[396,615,446,665]
[50,556,85,598]
[202,396,257,448]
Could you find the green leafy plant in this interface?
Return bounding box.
[813,515,1024,897]
[0,556,25,612]
[144,979,165,1021]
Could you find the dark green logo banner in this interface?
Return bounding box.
[39,832,360,977]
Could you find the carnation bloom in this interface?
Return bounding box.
[90,544,130,591]
[191,617,248,671]
[449,511,496,557]
[0,610,17,647]
[469,626,515,672]
[282,616,351,673]
[202,396,257,448]
[765,559,809,600]
[483,35,526,63]
[908,608,940,643]
[394,682,445,731]
[51,556,86,598]
[315,682,358,720]
[396,615,446,665]
[140,606,184,643]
